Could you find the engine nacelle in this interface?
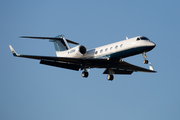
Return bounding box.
[66,45,86,58]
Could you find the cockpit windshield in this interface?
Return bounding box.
[140,37,149,40]
[137,36,150,41]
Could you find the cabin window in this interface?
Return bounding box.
[110,47,113,50]
[115,45,118,49]
[95,51,98,54]
[105,48,108,52]
[100,49,103,53]
[137,38,140,41]
[120,44,123,47]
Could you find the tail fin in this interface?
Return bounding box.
[50,35,70,52]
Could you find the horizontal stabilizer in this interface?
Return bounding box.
[20,36,79,45]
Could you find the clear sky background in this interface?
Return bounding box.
[1,0,180,120]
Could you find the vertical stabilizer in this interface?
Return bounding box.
[50,35,70,52]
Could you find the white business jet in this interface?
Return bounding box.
[9,35,156,81]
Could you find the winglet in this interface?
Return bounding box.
[9,45,19,56]
[149,62,154,71]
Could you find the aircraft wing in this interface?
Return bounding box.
[112,61,156,73]
[9,45,108,70]
[9,45,156,73]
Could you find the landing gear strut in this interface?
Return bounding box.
[81,63,89,78]
[142,52,148,64]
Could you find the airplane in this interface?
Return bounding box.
[9,35,156,81]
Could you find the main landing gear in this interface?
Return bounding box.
[81,64,89,78]
[142,52,148,64]
[82,71,89,78]
[106,68,114,81]
[107,74,114,81]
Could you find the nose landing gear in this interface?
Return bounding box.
[143,60,148,64]
[142,52,149,64]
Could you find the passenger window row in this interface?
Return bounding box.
[95,44,123,54]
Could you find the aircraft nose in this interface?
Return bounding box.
[151,42,156,48]
[148,41,156,51]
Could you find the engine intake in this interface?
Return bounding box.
[79,45,86,54]
[66,45,87,58]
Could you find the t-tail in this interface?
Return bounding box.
[50,35,70,51]
[49,35,71,56]
[20,34,79,56]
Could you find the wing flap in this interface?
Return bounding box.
[103,68,133,74]
[40,60,80,71]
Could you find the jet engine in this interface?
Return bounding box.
[66,45,86,57]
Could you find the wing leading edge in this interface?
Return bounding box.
[9,45,156,73]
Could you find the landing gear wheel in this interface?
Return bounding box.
[82,71,89,78]
[107,74,114,81]
[143,60,149,64]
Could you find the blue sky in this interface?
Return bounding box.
[1,0,180,120]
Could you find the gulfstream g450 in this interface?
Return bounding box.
[9,35,156,81]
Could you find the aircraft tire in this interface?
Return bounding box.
[143,60,149,64]
[82,71,88,78]
[107,74,114,81]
